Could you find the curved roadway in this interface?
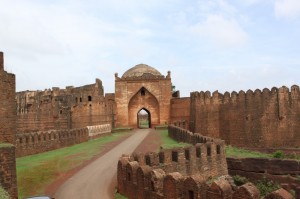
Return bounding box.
[54,129,150,199]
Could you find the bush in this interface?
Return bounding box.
[0,186,10,199]
[255,178,280,197]
[232,175,249,186]
[273,150,285,158]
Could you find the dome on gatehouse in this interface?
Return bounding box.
[122,64,162,79]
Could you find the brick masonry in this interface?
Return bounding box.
[15,127,89,157]
[16,79,115,132]
[0,52,18,198]
[189,86,300,148]
[117,125,294,199]
[115,65,172,128]
[227,157,300,191]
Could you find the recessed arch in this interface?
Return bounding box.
[128,87,160,128]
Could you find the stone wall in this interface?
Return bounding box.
[170,97,190,130]
[0,52,16,144]
[115,70,171,128]
[87,123,111,138]
[16,79,116,132]
[0,52,18,198]
[0,145,17,199]
[15,127,89,157]
[190,86,300,148]
[118,155,293,199]
[227,157,300,191]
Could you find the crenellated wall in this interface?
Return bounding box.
[15,127,89,157]
[190,85,300,148]
[117,155,293,199]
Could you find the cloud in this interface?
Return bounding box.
[190,14,249,49]
[274,0,300,19]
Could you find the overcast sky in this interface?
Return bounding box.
[1,0,300,97]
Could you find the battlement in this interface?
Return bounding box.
[117,155,293,199]
[190,85,300,148]
[15,127,89,157]
[168,125,224,145]
[190,85,300,105]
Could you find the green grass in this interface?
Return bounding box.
[114,192,128,199]
[158,129,190,149]
[225,145,272,158]
[17,132,131,199]
[139,120,149,128]
[0,186,10,199]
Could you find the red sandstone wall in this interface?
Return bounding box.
[16,79,115,132]
[0,145,17,199]
[15,127,89,157]
[170,97,190,129]
[227,157,300,191]
[190,86,300,148]
[117,154,291,199]
[0,52,18,198]
[115,74,171,128]
[0,58,16,144]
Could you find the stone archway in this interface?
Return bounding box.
[128,87,159,128]
[137,108,151,128]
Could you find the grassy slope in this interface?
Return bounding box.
[17,132,130,199]
[226,146,272,158]
[158,129,190,149]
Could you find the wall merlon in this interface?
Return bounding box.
[0,51,3,71]
[254,89,262,96]
[262,88,271,96]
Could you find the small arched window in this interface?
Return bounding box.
[88,96,92,101]
[141,88,145,96]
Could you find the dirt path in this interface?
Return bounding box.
[53,129,161,199]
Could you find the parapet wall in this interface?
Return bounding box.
[87,124,112,138]
[117,156,293,199]
[190,85,300,148]
[15,127,88,157]
[168,125,223,145]
[117,125,229,199]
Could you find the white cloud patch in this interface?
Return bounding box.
[190,14,249,49]
[274,0,300,19]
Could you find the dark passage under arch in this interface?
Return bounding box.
[137,108,151,128]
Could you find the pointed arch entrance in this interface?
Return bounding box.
[128,87,160,128]
[137,108,151,128]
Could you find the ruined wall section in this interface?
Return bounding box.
[17,79,115,132]
[0,52,18,198]
[16,89,71,131]
[170,97,190,130]
[190,86,300,148]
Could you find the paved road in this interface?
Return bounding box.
[54,129,150,199]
